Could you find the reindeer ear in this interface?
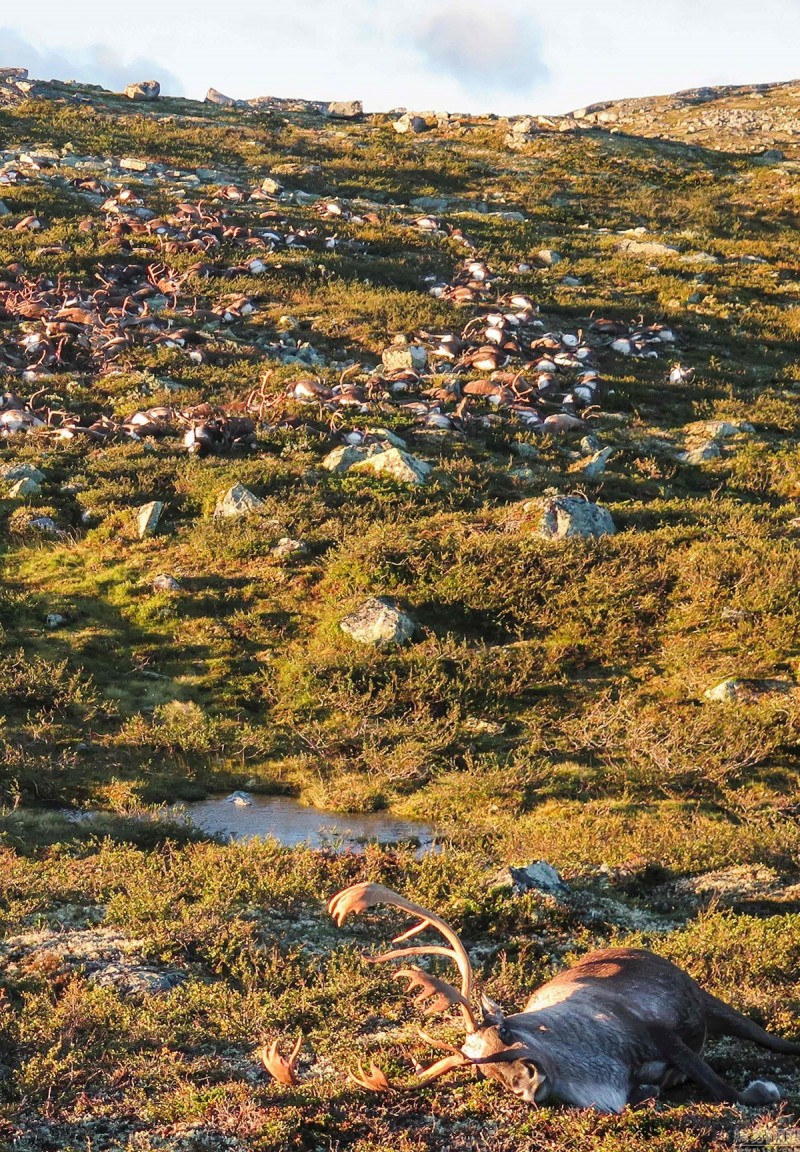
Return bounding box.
[480,993,505,1026]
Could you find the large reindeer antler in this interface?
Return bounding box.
[328,883,476,1029]
[328,882,480,1092]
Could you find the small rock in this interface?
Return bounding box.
[619,238,679,258]
[536,248,562,266]
[7,476,41,497]
[381,343,428,372]
[46,613,67,628]
[152,574,180,593]
[27,516,59,535]
[507,496,616,539]
[0,200,9,216]
[704,678,795,703]
[679,442,721,465]
[492,860,570,899]
[512,117,535,135]
[214,483,265,517]
[394,113,426,134]
[512,442,539,462]
[89,964,184,995]
[205,87,237,107]
[136,500,164,539]
[703,420,740,439]
[0,462,45,483]
[124,80,160,102]
[261,176,283,195]
[582,447,615,479]
[327,100,362,119]
[322,444,374,474]
[225,790,253,806]
[579,434,602,456]
[119,157,149,172]
[351,446,432,486]
[271,537,307,560]
[340,597,415,647]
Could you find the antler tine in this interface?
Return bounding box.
[328,883,475,1012]
[412,1053,471,1084]
[349,1060,393,1093]
[393,966,475,1030]
[348,1052,471,1093]
[258,1035,303,1086]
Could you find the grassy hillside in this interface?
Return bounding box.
[1,77,799,1150]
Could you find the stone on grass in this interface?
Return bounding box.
[536,248,562,266]
[381,343,428,372]
[322,444,374,473]
[214,483,264,517]
[0,200,10,217]
[340,597,416,647]
[124,81,160,102]
[327,100,362,119]
[7,476,41,497]
[582,447,615,479]
[507,496,616,539]
[351,446,432,486]
[394,113,426,134]
[619,238,679,259]
[119,157,149,172]
[46,613,67,628]
[0,462,45,483]
[205,87,237,107]
[152,574,180,593]
[493,860,570,899]
[679,441,721,465]
[704,678,795,704]
[271,537,307,560]
[27,516,59,535]
[137,501,164,539]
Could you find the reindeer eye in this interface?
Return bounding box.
[498,1025,514,1045]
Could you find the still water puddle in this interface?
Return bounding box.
[174,794,436,852]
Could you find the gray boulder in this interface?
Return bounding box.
[493,860,570,899]
[214,483,265,517]
[136,501,164,539]
[152,574,181,593]
[340,597,416,647]
[327,100,363,119]
[508,496,616,539]
[381,343,428,372]
[679,442,721,465]
[0,462,44,483]
[124,81,160,102]
[394,113,426,134]
[7,476,41,497]
[351,446,432,486]
[205,87,237,107]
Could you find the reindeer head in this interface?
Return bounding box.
[322,883,548,1102]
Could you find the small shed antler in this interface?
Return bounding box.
[258,1035,303,1086]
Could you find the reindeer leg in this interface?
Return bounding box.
[647,1026,781,1105]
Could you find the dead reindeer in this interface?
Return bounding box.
[264,883,800,1113]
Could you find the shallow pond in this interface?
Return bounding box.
[174,794,436,851]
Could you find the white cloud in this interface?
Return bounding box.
[405,0,548,97]
[0,27,185,95]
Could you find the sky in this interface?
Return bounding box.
[2,1,800,116]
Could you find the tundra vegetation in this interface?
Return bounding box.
[0,75,799,1151]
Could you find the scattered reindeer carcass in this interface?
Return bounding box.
[262,883,800,1113]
